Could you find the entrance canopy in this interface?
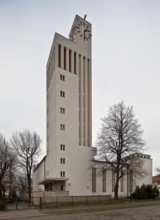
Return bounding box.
[38,177,69,185]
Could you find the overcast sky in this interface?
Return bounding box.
[0,0,160,174]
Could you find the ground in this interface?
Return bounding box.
[0,203,160,219]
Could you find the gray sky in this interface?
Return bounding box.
[0,0,160,174]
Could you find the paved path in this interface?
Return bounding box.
[0,203,160,220]
[0,209,47,220]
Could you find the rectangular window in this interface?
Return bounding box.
[60,144,65,150]
[64,47,66,70]
[92,168,96,192]
[102,170,106,192]
[69,49,72,72]
[74,52,76,74]
[58,44,61,68]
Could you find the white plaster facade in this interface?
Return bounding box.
[33,15,152,198]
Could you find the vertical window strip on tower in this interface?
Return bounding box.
[64,47,66,70]
[58,44,61,68]
[69,49,72,72]
[83,56,86,146]
[74,52,77,74]
[78,54,82,145]
[87,58,90,146]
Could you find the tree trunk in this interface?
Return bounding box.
[114,181,119,199]
[0,182,2,200]
[27,174,31,203]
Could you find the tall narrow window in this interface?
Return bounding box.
[102,170,106,192]
[120,171,124,192]
[64,47,66,70]
[74,52,77,74]
[130,170,133,193]
[58,44,61,68]
[92,168,96,192]
[112,170,115,192]
[69,49,72,72]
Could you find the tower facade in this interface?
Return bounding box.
[33,15,152,198]
[45,15,94,194]
[33,15,96,196]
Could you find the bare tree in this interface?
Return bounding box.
[0,133,16,199]
[6,151,17,197]
[11,130,41,202]
[96,101,146,199]
[16,174,28,197]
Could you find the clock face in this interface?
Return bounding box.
[71,21,92,41]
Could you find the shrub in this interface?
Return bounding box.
[131,184,159,200]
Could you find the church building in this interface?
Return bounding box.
[33,15,152,199]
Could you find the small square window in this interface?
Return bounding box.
[60,107,65,114]
[60,171,65,177]
[60,91,65,97]
[60,74,65,81]
[60,124,65,130]
[60,158,65,164]
[60,144,65,150]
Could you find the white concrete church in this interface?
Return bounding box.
[33,15,152,199]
